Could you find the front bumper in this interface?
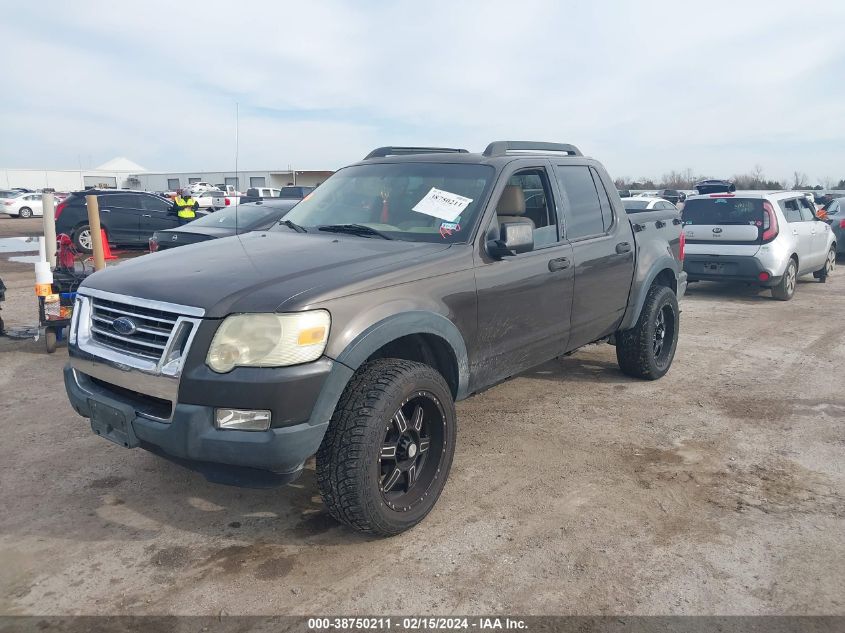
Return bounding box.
[65,364,334,486]
[683,255,780,286]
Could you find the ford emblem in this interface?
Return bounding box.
[112,316,138,336]
[712,227,723,234]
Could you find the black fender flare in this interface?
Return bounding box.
[618,258,679,331]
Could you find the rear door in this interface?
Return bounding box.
[140,194,180,239]
[554,164,635,349]
[98,193,143,243]
[780,197,815,273]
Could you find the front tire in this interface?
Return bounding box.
[616,284,679,380]
[813,247,835,283]
[18,207,33,219]
[316,358,456,536]
[772,258,797,300]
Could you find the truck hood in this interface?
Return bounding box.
[81,231,451,317]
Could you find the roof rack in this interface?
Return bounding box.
[364,146,469,160]
[483,141,582,157]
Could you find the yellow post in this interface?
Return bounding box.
[86,194,106,271]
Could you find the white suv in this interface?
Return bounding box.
[682,191,836,300]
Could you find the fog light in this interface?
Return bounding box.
[215,408,271,431]
[758,271,770,281]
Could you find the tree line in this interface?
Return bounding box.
[614,166,845,191]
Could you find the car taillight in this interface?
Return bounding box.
[762,201,778,242]
[225,198,231,206]
[840,219,845,229]
[149,237,159,253]
[55,199,68,219]
[678,229,685,261]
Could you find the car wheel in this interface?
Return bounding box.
[18,207,33,219]
[615,284,679,380]
[316,358,456,535]
[813,247,836,283]
[772,258,797,300]
[74,225,94,253]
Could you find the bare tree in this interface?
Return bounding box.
[792,171,808,190]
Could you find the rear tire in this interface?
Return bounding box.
[813,247,835,283]
[316,358,456,536]
[616,284,679,380]
[772,258,797,300]
[18,207,33,219]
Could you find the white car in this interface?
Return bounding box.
[683,191,837,300]
[2,192,43,218]
[621,197,678,213]
[187,182,217,194]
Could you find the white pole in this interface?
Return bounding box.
[42,192,56,269]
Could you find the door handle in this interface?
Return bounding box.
[616,242,632,254]
[548,257,570,272]
[142,214,151,217]
[101,209,111,213]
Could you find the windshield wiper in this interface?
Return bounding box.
[280,219,307,233]
[317,224,393,240]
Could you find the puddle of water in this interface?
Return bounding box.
[0,237,40,253]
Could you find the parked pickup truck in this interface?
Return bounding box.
[211,187,281,210]
[64,141,686,535]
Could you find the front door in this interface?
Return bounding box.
[799,196,829,268]
[472,164,574,391]
[554,164,635,349]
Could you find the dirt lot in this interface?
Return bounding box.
[1,215,843,615]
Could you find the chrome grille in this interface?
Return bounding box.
[89,297,182,361]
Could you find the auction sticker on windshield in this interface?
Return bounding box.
[412,187,473,222]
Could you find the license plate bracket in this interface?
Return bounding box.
[89,399,139,449]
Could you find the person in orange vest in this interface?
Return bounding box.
[173,189,197,224]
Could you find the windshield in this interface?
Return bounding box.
[275,162,495,243]
[188,204,284,229]
[683,198,764,225]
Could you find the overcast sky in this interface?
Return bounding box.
[2,1,844,184]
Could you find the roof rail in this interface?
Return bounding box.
[364,146,469,160]
[483,141,582,157]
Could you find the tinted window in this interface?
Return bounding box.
[100,194,140,209]
[590,167,614,230]
[683,198,764,225]
[828,200,841,215]
[779,198,802,223]
[555,165,604,239]
[142,195,172,212]
[623,200,651,211]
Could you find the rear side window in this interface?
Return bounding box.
[683,198,764,225]
[589,167,614,230]
[555,165,604,239]
[779,198,802,223]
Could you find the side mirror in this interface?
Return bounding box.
[486,219,534,259]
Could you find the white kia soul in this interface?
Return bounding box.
[682,192,836,300]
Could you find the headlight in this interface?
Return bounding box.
[206,310,330,373]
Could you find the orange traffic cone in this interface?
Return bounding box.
[101,229,118,261]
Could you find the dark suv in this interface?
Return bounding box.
[55,190,183,252]
[279,186,315,199]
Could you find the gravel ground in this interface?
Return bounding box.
[0,215,843,616]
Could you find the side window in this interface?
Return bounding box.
[100,194,136,209]
[142,195,172,212]
[829,201,840,214]
[555,165,604,239]
[798,197,816,221]
[494,168,559,249]
[779,198,803,223]
[589,167,615,230]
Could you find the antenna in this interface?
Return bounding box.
[234,102,239,238]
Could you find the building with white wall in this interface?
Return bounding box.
[131,169,334,193]
[1,157,334,193]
